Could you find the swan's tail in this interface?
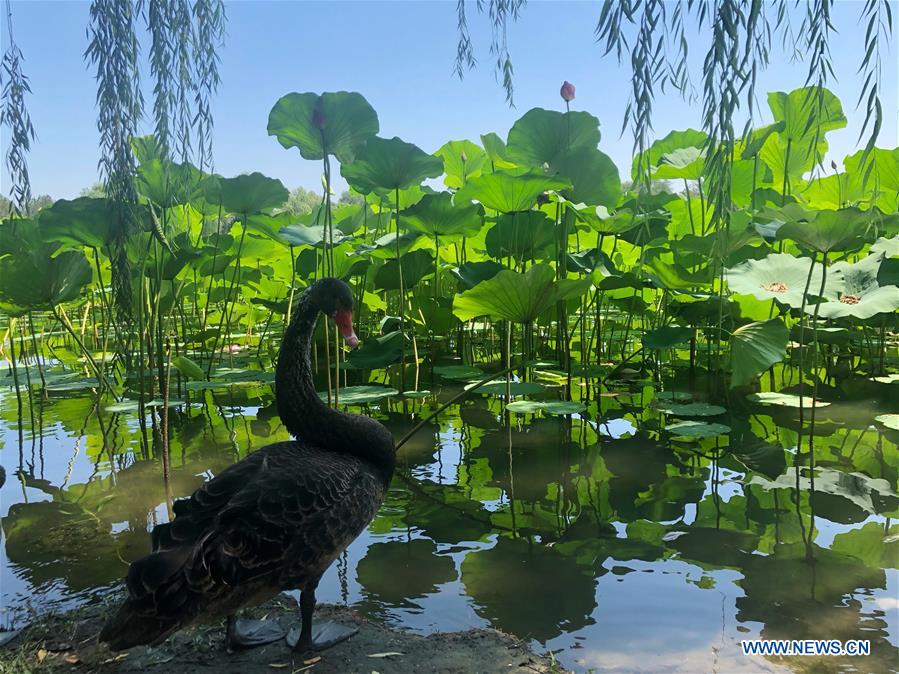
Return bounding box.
[99,545,198,651]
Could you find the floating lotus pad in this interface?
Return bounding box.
[45,379,101,392]
[402,390,431,399]
[506,400,586,415]
[653,402,727,417]
[465,380,545,396]
[105,399,186,413]
[653,391,693,402]
[875,414,899,431]
[433,365,483,380]
[746,392,831,408]
[666,421,731,439]
[319,385,399,405]
[871,374,899,385]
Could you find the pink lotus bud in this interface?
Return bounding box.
[560,81,576,102]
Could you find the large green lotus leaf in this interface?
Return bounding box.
[642,325,694,350]
[767,87,847,142]
[136,159,206,208]
[346,330,404,369]
[776,207,870,253]
[276,223,351,249]
[480,132,517,169]
[632,128,707,181]
[218,173,288,214]
[373,249,434,291]
[729,318,788,387]
[456,170,570,213]
[401,192,483,238]
[451,260,507,290]
[550,146,621,207]
[267,91,378,164]
[435,139,487,188]
[452,264,591,323]
[726,253,821,308]
[0,249,92,312]
[739,121,785,159]
[341,136,443,193]
[506,108,600,166]
[484,211,555,262]
[38,197,116,249]
[871,236,899,258]
[843,147,899,211]
[815,253,899,319]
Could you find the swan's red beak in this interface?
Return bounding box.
[334,309,359,349]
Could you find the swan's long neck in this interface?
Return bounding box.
[275,293,396,484]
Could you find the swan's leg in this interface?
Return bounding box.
[225,613,286,650]
[288,589,358,652]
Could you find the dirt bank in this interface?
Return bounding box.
[0,594,564,673]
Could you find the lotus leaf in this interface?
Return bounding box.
[453,264,591,323]
[729,318,789,387]
[267,91,378,164]
[341,136,443,193]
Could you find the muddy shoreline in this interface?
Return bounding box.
[0,594,564,673]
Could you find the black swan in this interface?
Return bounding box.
[99,278,396,652]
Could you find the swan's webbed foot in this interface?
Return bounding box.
[286,621,359,652]
[285,588,358,652]
[225,615,287,650]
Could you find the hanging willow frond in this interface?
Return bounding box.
[0,1,35,216]
[699,0,744,228]
[856,0,893,183]
[597,0,691,185]
[799,0,835,169]
[477,0,526,106]
[86,0,143,320]
[192,0,225,172]
[454,0,477,79]
[148,0,195,163]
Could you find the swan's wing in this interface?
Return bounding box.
[211,445,377,586]
[149,447,270,551]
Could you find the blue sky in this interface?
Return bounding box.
[1,0,897,199]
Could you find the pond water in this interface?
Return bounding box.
[1,362,897,673]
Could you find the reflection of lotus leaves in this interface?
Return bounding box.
[461,536,596,642]
[737,544,893,654]
[356,538,456,605]
[2,500,146,592]
[474,419,571,502]
[405,482,494,544]
[665,527,759,568]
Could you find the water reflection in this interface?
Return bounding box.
[1,370,897,672]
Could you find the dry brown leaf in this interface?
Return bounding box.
[367,652,403,658]
[268,664,289,669]
[36,648,48,663]
[64,653,82,665]
[303,655,322,665]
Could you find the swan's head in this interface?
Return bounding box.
[308,278,359,348]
